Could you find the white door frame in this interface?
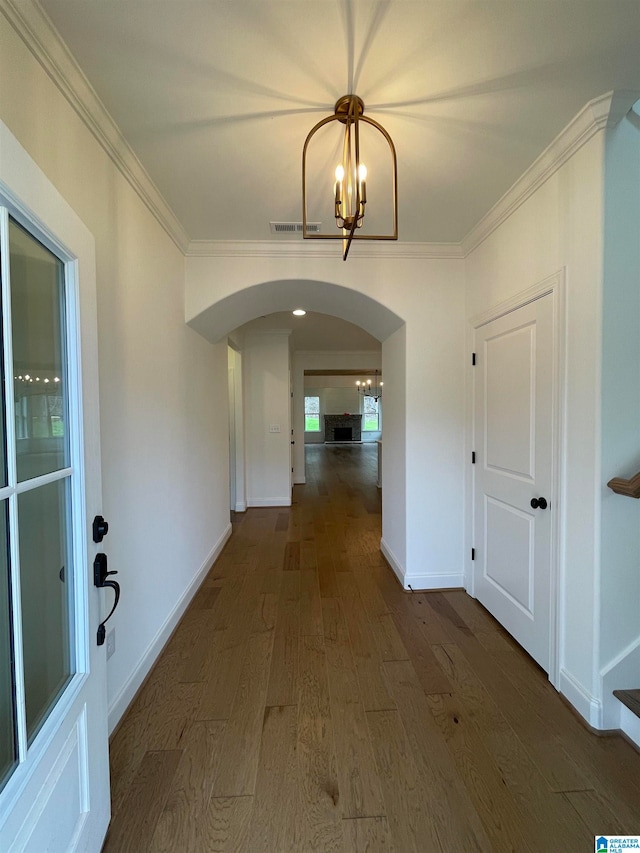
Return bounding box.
[466,269,566,690]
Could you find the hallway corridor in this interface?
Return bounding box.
[103,444,640,852]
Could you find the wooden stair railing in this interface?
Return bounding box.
[607,470,640,498]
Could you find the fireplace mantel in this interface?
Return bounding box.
[324,414,362,442]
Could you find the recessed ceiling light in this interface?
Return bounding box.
[292,309,306,316]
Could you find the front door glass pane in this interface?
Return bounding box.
[18,479,74,744]
[9,219,69,482]
[0,500,16,789]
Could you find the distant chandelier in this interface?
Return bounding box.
[302,95,398,260]
[356,370,383,401]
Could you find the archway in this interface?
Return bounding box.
[187,278,404,344]
[187,278,407,582]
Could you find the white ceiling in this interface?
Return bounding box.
[39,0,640,245]
[236,311,382,351]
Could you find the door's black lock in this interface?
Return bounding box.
[93,515,109,543]
[94,553,120,646]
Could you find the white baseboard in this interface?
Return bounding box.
[559,667,602,728]
[620,703,640,750]
[234,501,247,512]
[107,522,232,734]
[380,538,463,591]
[403,572,465,591]
[380,538,405,587]
[247,497,292,507]
[293,476,306,484]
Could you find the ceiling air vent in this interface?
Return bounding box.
[270,221,321,234]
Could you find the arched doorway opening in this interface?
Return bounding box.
[187,279,406,581]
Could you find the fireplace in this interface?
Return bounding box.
[324,414,362,442]
[334,427,352,441]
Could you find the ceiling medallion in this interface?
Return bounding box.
[302,95,398,260]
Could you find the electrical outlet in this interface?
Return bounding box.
[106,628,116,659]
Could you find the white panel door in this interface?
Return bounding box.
[474,293,554,671]
[0,126,110,851]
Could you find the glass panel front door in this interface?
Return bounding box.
[0,216,75,791]
[9,219,69,482]
[18,479,73,744]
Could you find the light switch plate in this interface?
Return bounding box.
[269,424,281,433]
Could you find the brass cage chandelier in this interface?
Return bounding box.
[302,95,398,260]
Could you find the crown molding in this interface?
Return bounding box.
[186,239,464,260]
[5,3,635,266]
[1,0,190,252]
[462,90,640,256]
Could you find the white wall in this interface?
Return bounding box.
[465,127,606,722]
[186,257,466,590]
[599,109,640,726]
[244,332,292,506]
[0,13,231,730]
[381,326,407,577]
[227,345,246,511]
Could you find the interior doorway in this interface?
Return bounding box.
[471,276,563,684]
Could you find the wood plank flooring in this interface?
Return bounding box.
[103,443,640,852]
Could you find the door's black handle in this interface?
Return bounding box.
[94,553,120,646]
[530,497,548,510]
[291,440,295,444]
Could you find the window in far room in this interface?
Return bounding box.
[362,395,380,431]
[304,395,320,431]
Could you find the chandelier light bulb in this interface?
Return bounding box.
[335,164,344,183]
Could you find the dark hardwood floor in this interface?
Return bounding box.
[103,443,640,852]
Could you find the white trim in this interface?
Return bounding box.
[601,632,640,678]
[600,634,640,728]
[293,477,306,485]
[187,239,464,260]
[234,501,247,513]
[0,0,189,253]
[462,91,639,256]
[107,523,232,733]
[470,270,563,329]
[247,497,292,507]
[405,573,465,591]
[559,667,602,728]
[619,704,640,751]
[380,537,405,587]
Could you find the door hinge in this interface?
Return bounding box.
[472,352,476,366]
[471,451,476,464]
[471,548,475,561]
